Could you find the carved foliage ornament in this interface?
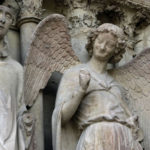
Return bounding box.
[20,0,43,18]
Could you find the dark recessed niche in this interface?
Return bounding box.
[43,94,56,150]
[135,18,149,30]
[44,71,62,95]
[0,0,5,4]
[96,10,121,25]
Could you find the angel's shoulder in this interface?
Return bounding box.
[63,63,87,77]
[7,57,23,74]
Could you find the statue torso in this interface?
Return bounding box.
[74,64,134,130]
[0,57,23,147]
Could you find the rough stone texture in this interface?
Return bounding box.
[18,1,45,149]
[0,5,30,150]
[4,0,150,65]
[24,14,79,107]
[51,0,150,65]
[2,1,44,150]
[134,25,150,54]
[3,0,150,150]
[110,48,150,150]
[20,0,43,19]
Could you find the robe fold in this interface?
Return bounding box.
[52,64,143,150]
[0,56,26,150]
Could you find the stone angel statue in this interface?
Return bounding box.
[24,14,150,150]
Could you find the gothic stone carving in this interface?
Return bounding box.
[24,14,79,106]
[0,5,25,150]
[54,0,150,60]
[52,23,143,150]
[20,0,43,19]
[0,5,34,150]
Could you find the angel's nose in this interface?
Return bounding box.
[100,42,106,50]
[0,13,6,24]
[0,12,6,24]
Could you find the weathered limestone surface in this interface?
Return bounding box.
[19,0,42,64]
[3,0,150,150]
[50,0,150,65]
[0,5,26,150]
[4,0,150,64]
[18,1,44,150]
[52,23,143,150]
[7,30,20,61]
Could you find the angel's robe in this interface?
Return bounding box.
[52,64,143,150]
[0,50,26,150]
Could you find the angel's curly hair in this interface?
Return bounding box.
[86,23,127,64]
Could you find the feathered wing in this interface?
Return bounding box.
[109,48,150,150]
[24,14,79,107]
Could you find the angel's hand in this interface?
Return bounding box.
[79,69,91,91]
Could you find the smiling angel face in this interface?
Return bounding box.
[0,6,13,40]
[93,32,118,62]
[86,23,126,64]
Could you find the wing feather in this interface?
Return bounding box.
[110,48,150,150]
[24,14,79,107]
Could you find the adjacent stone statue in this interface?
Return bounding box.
[0,5,30,150]
[23,14,150,150]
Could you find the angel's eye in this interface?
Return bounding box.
[6,13,12,20]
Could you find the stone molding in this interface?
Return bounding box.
[17,17,41,27]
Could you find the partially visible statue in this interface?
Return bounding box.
[0,5,33,150]
[24,14,150,150]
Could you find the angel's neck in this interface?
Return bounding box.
[88,56,107,74]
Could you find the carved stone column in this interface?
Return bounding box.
[18,0,43,64]
[18,1,44,150]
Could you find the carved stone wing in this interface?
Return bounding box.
[127,0,150,9]
[109,48,150,150]
[24,14,79,107]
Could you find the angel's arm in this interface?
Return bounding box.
[55,69,86,125]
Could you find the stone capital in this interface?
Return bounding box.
[20,0,43,19]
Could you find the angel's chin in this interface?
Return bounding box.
[94,55,110,62]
